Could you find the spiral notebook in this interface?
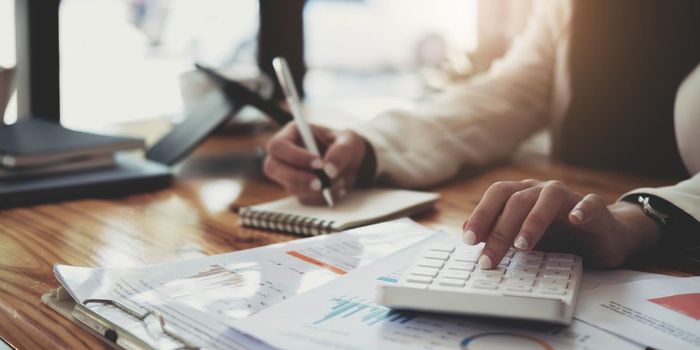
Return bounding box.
[238,188,440,236]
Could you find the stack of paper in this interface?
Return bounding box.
[45,218,435,349]
[46,217,699,350]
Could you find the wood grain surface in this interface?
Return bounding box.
[0,127,694,349]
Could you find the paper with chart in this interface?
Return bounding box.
[579,268,674,292]
[55,218,435,349]
[576,276,700,350]
[231,232,640,350]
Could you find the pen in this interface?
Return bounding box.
[272,57,335,207]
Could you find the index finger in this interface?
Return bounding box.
[267,123,321,170]
[463,181,535,245]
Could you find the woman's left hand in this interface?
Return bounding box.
[463,179,663,269]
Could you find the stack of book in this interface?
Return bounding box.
[0,119,145,180]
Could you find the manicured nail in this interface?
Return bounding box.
[310,179,322,191]
[478,254,493,269]
[514,235,529,250]
[462,230,477,245]
[311,159,323,169]
[324,163,339,179]
[571,209,584,222]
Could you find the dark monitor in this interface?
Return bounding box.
[15,0,61,121]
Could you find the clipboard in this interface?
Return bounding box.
[42,287,196,350]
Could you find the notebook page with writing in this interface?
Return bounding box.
[238,188,439,236]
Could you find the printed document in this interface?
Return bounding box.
[576,276,700,350]
[55,218,435,349]
[231,232,641,350]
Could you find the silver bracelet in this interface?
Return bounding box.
[638,196,669,227]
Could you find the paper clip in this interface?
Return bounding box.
[82,298,200,350]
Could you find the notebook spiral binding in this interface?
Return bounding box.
[238,208,336,236]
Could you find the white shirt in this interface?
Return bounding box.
[353,0,700,222]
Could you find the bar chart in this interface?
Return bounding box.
[314,297,415,326]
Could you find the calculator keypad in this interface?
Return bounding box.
[399,243,580,300]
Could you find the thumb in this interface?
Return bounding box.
[569,193,609,228]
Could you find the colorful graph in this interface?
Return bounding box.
[314,297,415,326]
[179,264,244,290]
[460,333,554,350]
[287,250,348,275]
[376,265,409,284]
[649,293,700,320]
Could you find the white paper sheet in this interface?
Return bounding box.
[580,268,674,292]
[231,232,641,350]
[576,276,700,350]
[55,218,435,349]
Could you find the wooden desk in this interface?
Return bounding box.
[0,129,693,349]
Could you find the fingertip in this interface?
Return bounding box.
[462,230,477,245]
[569,209,584,224]
[311,158,323,169]
[310,179,322,192]
[324,163,339,179]
[478,254,493,270]
[513,235,530,250]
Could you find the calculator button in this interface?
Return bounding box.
[439,270,470,280]
[514,258,542,268]
[541,277,569,288]
[411,267,439,278]
[498,257,511,266]
[447,262,475,271]
[539,286,566,295]
[402,282,429,289]
[453,249,480,262]
[438,278,466,287]
[428,244,455,253]
[406,275,433,284]
[510,267,538,277]
[417,259,444,269]
[506,276,535,286]
[544,260,574,271]
[546,253,576,263]
[471,281,499,290]
[423,250,450,260]
[542,269,570,279]
[473,273,503,283]
[476,266,506,275]
[522,251,545,259]
[505,284,532,293]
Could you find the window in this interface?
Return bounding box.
[59,0,259,128]
[0,0,16,123]
[56,0,478,127]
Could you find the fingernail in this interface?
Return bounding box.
[514,235,529,250]
[462,230,477,245]
[478,255,493,270]
[571,209,584,222]
[339,188,347,198]
[324,163,339,179]
[310,179,322,191]
[311,159,323,169]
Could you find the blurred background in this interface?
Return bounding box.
[0,0,534,128]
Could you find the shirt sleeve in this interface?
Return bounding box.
[619,63,700,225]
[353,0,568,187]
[620,174,700,225]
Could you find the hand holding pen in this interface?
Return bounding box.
[265,57,370,206]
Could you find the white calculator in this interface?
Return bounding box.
[376,243,582,325]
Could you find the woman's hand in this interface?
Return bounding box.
[463,179,663,269]
[264,122,369,205]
